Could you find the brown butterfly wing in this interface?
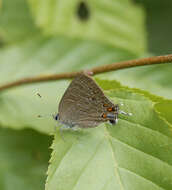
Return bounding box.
[58,74,114,128]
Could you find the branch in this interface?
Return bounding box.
[0,54,172,92]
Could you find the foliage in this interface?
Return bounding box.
[0,128,51,190]
[0,0,171,190]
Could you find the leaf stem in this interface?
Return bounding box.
[0,54,171,92]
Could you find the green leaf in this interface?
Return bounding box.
[96,78,172,126]
[155,100,172,125]
[0,0,39,44]
[0,0,147,134]
[28,0,146,55]
[0,127,51,190]
[0,1,171,190]
[46,89,172,190]
[99,63,172,99]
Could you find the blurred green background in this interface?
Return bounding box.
[136,0,172,54]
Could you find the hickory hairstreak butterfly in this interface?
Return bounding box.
[54,73,131,129]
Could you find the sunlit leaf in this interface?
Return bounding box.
[46,90,172,190]
[100,63,172,99]
[28,0,146,55]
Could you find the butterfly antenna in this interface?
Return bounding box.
[37,114,54,118]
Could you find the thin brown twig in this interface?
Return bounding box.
[0,54,171,92]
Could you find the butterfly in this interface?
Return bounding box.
[54,73,131,129]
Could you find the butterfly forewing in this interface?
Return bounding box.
[58,74,115,128]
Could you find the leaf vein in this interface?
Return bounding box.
[111,136,172,167]
[105,127,125,190]
[119,167,166,190]
[71,138,105,190]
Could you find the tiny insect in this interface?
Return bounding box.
[54,73,131,129]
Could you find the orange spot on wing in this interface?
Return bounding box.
[102,113,107,118]
[107,107,113,112]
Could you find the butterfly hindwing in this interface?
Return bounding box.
[58,74,115,128]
